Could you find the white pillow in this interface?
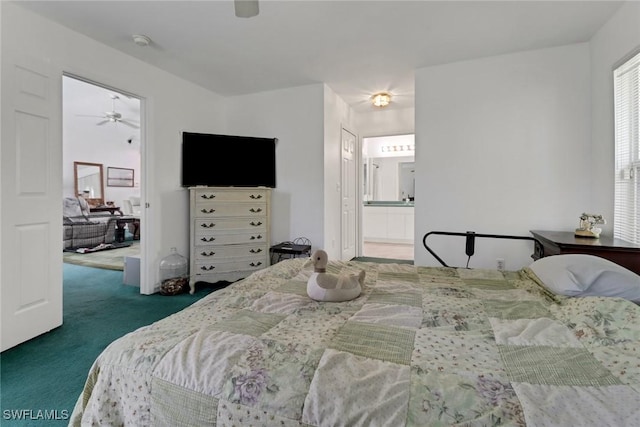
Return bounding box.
[63,197,83,217]
[77,196,91,216]
[529,254,640,303]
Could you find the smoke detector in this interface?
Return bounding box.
[132,34,151,47]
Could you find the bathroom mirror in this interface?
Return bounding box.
[398,162,415,201]
[364,156,415,201]
[74,161,104,206]
[362,134,415,201]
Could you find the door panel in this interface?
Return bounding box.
[16,110,50,192]
[1,52,62,351]
[341,128,357,260]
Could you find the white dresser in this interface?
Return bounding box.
[188,186,271,293]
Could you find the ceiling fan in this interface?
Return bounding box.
[234,0,259,18]
[78,94,139,129]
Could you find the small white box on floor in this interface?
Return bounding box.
[123,255,141,286]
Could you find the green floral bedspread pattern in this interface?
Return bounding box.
[70,259,640,426]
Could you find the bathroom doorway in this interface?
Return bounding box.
[362,134,415,260]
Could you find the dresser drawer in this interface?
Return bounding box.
[194,230,267,246]
[194,202,267,218]
[193,188,268,203]
[195,243,267,260]
[194,217,267,232]
[195,257,267,274]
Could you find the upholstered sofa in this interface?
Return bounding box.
[63,197,118,250]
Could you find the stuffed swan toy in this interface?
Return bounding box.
[306,249,365,302]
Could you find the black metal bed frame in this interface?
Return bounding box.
[422,230,542,268]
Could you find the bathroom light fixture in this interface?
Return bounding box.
[371,92,391,107]
[132,34,151,46]
[381,144,415,153]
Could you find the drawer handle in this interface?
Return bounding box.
[250,235,263,240]
[200,265,216,271]
[249,194,263,199]
[249,248,263,253]
[249,208,263,213]
[250,262,263,267]
[250,221,262,226]
[200,237,216,242]
[201,208,216,214]
[200,223,216,228]
[200,194,216,199]
[200,251,215,257]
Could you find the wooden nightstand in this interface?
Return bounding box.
[530,230,640,275]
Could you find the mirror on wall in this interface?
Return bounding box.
[74,161,104,206]
[398,162,415,201]
[362,134,415,201]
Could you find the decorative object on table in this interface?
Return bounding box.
[159,247,189,295]
[575,213,606,238]
[306,249,364,302]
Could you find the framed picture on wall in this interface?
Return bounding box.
[107,167,134,187]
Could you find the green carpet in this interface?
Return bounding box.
[0,263,221,426]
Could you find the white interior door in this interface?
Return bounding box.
[341,128,357,260]
[1,52,63,351]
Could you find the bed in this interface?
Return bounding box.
[70,255,640,426]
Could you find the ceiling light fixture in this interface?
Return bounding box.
[371,92,391,108]
[132,34,151,46]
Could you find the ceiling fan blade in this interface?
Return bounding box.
[96,120,110,126]
[77,114,105,118]
[120,120,140,129]
[235,0,259,18]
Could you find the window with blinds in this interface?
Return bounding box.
[614,50,640,245]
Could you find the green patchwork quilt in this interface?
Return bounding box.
[70,258,640,426]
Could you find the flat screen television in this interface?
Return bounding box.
[182,132,276,188]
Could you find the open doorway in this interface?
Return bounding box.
[361,134,415,260]
[62,75,142,286]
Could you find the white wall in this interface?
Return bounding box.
[356,107,415,138]
[589,1,640,237]
[415,43,592,270]
[226,84,326,252]
[226,84,356,260]
[2,2,227,292]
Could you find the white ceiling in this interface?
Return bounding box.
[64,76,141,133]
[15,0,623,112]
